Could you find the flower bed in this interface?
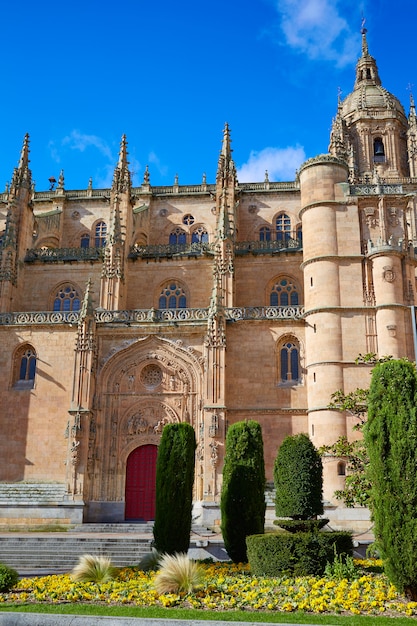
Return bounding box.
[1,559,417,617]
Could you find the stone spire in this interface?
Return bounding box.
[11,134,32,191]
[354,26,382,88]
[216,123,236,186]
[215,123,236,240]
[329,101,349,163]
[112,135,131,193]
[407,92,417,177]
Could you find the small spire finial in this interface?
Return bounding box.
[143,165,150,185]
[337,86,343,106]
[361,16,369,56]
[57,170,65,189]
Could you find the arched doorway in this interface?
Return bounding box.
[125,445,157,521]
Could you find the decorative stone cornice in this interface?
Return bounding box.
[298,154,348,176]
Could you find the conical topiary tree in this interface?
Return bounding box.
[274,433,325,532]
[153,422,196,555]
[220,420,266,563]
[364,359,417,600]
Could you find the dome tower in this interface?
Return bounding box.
[329,28,409,181]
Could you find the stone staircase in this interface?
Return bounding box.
[0,533,153,572]
[0,523,225,573]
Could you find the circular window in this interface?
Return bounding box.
[140,364,163,389]
[183,214,195,226]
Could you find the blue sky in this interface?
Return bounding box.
[1,0,416,190]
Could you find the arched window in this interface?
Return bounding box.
[276,213,291,241]
[270,278,299,306]
[53,284,81,312]
[169,228,186,245]
[159,282,187,309]
[14,345,37,389]
[337,462,346,476]
[296,224,303,244]
[94,221,107,247]
[373,137,385,162]
[279,338,300,384]
[80,233,90,248]
[259,227,271,242]
[191,227,208,243]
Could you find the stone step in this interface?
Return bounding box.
[0,536,153,570]
[72,523,154,533]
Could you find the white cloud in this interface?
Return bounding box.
[148,151,169,178]
[275,0,362,67]
[62,130,113,160]
[237,145,306,182]
[48,140,61,164]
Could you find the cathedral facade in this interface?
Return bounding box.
[0,30,416,529]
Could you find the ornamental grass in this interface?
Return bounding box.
[154,553,203,594]
[2,559,417,617]
[71,554,117,584]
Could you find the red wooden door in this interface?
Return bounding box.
[125,445,157,521]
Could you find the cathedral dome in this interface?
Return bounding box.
[341,82,405,117]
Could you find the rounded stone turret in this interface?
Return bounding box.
[299,155,361,504]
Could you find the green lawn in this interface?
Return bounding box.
[0,605,415,625]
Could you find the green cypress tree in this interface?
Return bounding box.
[364,359,417,600]
[274,433,323,529]
[153,422,196,555]
[220,420,266,563]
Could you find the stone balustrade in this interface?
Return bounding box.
[0,306,305,326]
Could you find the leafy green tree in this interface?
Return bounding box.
[220,420,266,563]
[153,422,196,555]
[321,354,392,508]
[274,433,323,530]
[364,359,417,600]
[321,388,370,508]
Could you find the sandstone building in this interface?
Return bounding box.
[0,30,416,529]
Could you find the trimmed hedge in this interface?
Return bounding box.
[0,563,19,592]
[274,433,323,519]
[247,531,353,577]
[221,420,266,563]
[153,422,196,555]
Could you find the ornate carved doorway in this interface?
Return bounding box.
[125,445,157,521]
